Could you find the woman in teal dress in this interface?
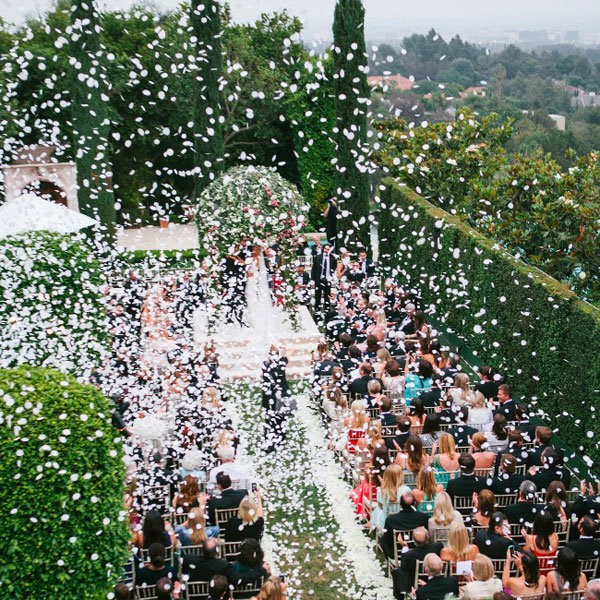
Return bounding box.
[430,433,460,489]
[413,465,444,517]
[371,464,411,533]
[404,357,433,403]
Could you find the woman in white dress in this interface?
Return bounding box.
[467,391,494,430]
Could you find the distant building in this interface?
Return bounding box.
[548,114,566,131]
[367,74,414,92]
[518,30,549,43]
[460,86,487,99]
[571,92,600,108]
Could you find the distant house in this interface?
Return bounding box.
[571,92,600,108]
[367,74,414,91]
[460,86,487,99]
[548,114,566,131]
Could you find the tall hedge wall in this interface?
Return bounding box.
[378,177,600,470]
[0,232,109,379]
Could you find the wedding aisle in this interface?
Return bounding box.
[223,381,394,600]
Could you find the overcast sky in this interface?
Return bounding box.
[0,0,599,40]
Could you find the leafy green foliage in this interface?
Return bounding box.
[378,180,600,470]
[0,366,130,599]
[0,232,108,378]
[332,0,371,250]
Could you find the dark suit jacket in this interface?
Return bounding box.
[530,466,571,492]
[489,472,525,495]
[379,412,397,426]
[313,359,342,378]
[341,357,361,375]
[448,424,477,447]
[207,488,248,525]
[475,380,499,400]
[504,501,549,526]
[416,576,459,600]
[566,537,600,560]
[516,420,537,444]
[474,530,523,559]
[382,509,430,558]
[446,474,486,500]
[527,443,565,468]
[311,253,337,283]
[393,542,444,594]
[419,387,441,408]
[385,431,410,452]
[182,554,233,582]
[349,375,383,397]
[494,399,516,421]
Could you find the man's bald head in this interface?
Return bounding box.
[413,526,429,547]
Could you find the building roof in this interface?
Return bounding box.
[367,74,414,91]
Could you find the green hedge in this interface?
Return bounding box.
[117,247,208,271]
[0,366,130,599]
[378,177,600,471]
[0,232,108,379]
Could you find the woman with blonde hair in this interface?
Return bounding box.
[394,434,432,473]
[441,521,479,562]
[322,386,347,421]
[470,432,496,470]
[358,419,384,454]
[431,433,460,482]
[428,491,464,539]
[450,373,475,406]
[202,386,222,409]
[175,508,208,546]
[461,554,503,600]
[374,348,392,377]
[341,400,370,454]
[467,391,493,428]
[371,464,411,533]
[225,490,265,542]
[252,576,287,600]
[413,465,443,515]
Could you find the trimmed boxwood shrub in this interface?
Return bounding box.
[0,366,130,599]
[0,231,108,379]
[117,247,208,271]
[378,178,600,470]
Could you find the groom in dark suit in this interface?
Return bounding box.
[311,243,337,314]
[221,243,249,325]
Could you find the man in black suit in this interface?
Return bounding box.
[419,380,441,409]
[504,480,547,527]
[311,243,337,313]
[437,398,458,427]
[527,426,564,468]
[387,331,406,359]
[474,365,500,400]
[398,303,416,336]
[492,383,516,421]
[386,416,412,451]
[206,473,247,526]
[415,553,459,600]
[349,363,383,397]
[294,264,311,305]
[335,333,354,360]
[382,491,429,558]
[490,454,525,495]
[358,250,376,278]
[529,447,571,492]
[515,404,537,444]
[474,512,523,559]
[496,430,530,472]
[566,517,600,559]
[446,454,486,501]
[378,396,397,426]
[392,527,444,598]
[440,353,462,385]
[182,538,236,583]
[340,345,362,376]
[447,407,477,446]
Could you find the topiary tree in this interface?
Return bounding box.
[0,231,109,379]
[191,0,225,197]
[332,0,371,251]
[69,0,116,231]
[0,366,129,599]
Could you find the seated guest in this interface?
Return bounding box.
[461,554,503,600]
[471,489,496,527]
[437,397,459,426]
[365,379,383,409]
[364,334,381,359]
[253,576,287,600]
[404,357,433,401]
[386,416,412,451]
[496,429,529,471]
[378,396,397,426]
[134,509,177,549]
[505,481,547,528]
[529,447,571,492]
[340,345,362,376]
[349,362,383,397]
[474,512,523,558]
[339,400,370,453]
[419,378,443,409]
[182,538,236,583]
[475,366,500,400]
[489,454,525,495]
[586,579,600,600]
[381,359,405,396]
[229,538,270,588]
[522,511,559,575]
[446,454,486,501]
[394,434,431,475]
[428,491,464,540]
[374,348,392,377]
[335,333,353,359]
[546,547,588,593]
[449,373,475,406]
[172,475,201,514]
[470,432,496,470]
[544,480,572,526]
[382,491,430,558]
[448,407,478,447]
[566,516,600,559]
[207,473,248,527]
[413,465,443,514]
[515,404,536,443]
[321,387,348,422]
[501,550,546,596]
[467,391,493,429]
[492,384,515,421]
[392,527,444,597]
[484,414,509,451]
[407,397,426,428]
[528,426,564,468]
[440,353,461,385]
[431,433,460,481]
[135,543,178,586]
[208,446,254,492]
[415,553,459,600]
[371,464,411,534]
[208,574,231,599]
[176,508,210,546]
[156,576,181,600]
[420,414,442,448]
[225,491,265,543]
[440,521,479,562]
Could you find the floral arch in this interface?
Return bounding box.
[195,165,308,317]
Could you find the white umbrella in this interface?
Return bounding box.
[0,193,97,239]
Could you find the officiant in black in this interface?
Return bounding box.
[261,346,293,453]
[220,243,249,325]
[323,197,338,248]
[311,243,337,315]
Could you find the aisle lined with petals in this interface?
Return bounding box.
[224,381,394,600]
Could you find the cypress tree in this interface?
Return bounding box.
[332,0,371,251]
[191,0,225,198]
[69,0,115,231]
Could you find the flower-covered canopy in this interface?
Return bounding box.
[195,165,307,254]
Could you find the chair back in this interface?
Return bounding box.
[215,507,239,535]
[473,467,493,478]
[232,577,265,599]
[172,511,189,526]
[137,545,175,567]
[431,526,451,543]
[135,584,158,600]
[580,557,599,580]
[388,529,416,568]
[221,540,243,560]
[382,425,397,439]
[434,470,458,487]
[402,470,418,488]
[455,445,471,454]
[186,581,210,600]
[453,495,475,515]
[494,493,519,508]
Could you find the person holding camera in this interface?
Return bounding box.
[324,197,338,248]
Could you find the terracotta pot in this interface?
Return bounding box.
[159,218,170,228]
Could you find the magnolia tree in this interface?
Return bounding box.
[195,165,307,322]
